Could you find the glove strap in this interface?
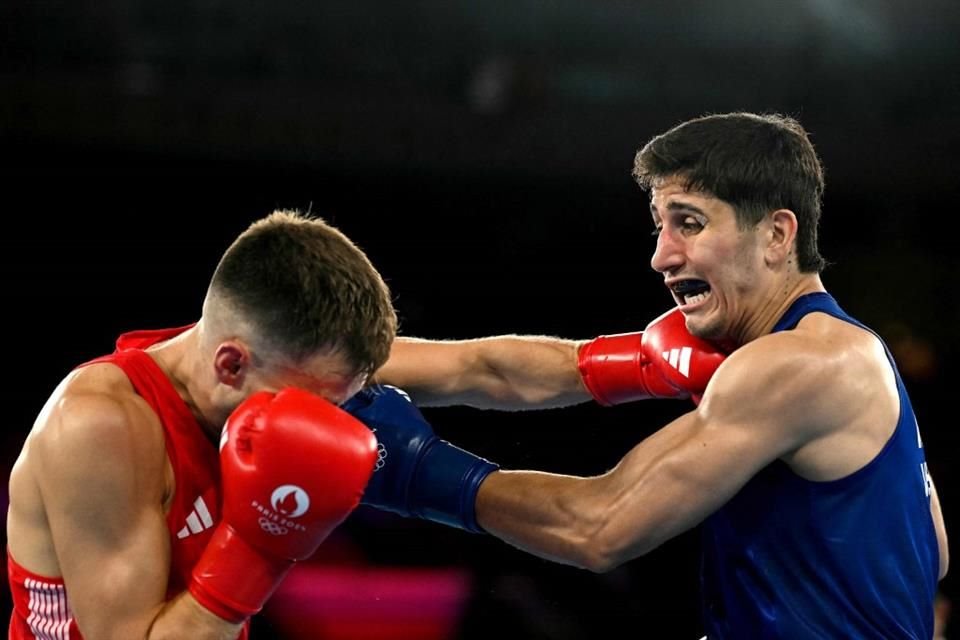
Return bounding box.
[415,440,498,533]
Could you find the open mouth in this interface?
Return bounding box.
[670,279,712,306]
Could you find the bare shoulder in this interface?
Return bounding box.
[705,328,827,410]
[702,312,892,449]
[30,363,167,491]
[785,311,894,405]
[8,362,170,574]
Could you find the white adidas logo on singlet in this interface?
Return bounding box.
[662,347,692,377]
[176,496,214,539]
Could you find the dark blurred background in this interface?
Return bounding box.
[3,0,958,637]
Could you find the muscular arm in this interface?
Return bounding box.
[376,336,589,409]
[32,387,242,640]
[474,336,832,571]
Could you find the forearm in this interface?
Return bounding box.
[64,554,248,639]
[378,336,589,409]
[69,579,244,640]
[474,416,728,573]
[139,593,245,640]
[475,470,619,572]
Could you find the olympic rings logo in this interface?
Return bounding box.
[375,443,388,471]
[259,517,289,536]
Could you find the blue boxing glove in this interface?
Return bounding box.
[343,385,498,533]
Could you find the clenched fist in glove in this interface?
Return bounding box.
[190,388,378,622]
[343,385,498,533]
[578,307,728,405]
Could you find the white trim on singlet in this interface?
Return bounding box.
[24,578,73,640]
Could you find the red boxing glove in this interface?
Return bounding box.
[578,307,727,406]
[189,388,378,622]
